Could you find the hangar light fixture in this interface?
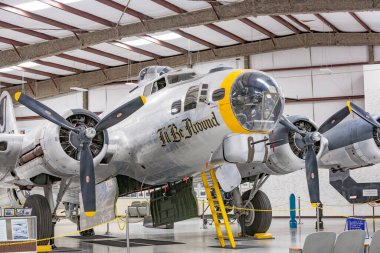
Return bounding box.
[152,32,182,41]
[18,62,40,68]
[0,68,13,73]
[70,87,88,92]
[16,0,83,11]
[123,38,152,46]
[15,1,50,11]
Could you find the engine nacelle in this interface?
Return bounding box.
[265,115,320,174]
[14,109,108,183]
[319,116,380,170]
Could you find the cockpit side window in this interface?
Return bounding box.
[167,72,197,84]
[184,86,199,111]
[143,83,152,97]
[152,77,167,94]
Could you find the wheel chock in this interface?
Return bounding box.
[37,245,53,252]
[254,233,274,240]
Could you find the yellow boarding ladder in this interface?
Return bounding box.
[201,168,236,248]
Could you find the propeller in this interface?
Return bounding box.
[279,116,321,206]
[279,100,380,207]
[15,92,145,216]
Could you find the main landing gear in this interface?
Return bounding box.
[23,194,53,245]
[240,190,272,235]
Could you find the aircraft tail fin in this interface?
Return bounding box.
[0,91,19,134]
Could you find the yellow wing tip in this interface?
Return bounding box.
[15,92,21,101]
[141,96,146,105]
[85,211,96,217]
[346,101,352,112]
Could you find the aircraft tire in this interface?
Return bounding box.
[24,194,53,245]
[241,190,272,235]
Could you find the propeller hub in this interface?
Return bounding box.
[304,132,321,145]
[85,127,96,139]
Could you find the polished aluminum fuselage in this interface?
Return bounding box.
[103,70,236,185]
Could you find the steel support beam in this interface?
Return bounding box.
[369,45,375,64]
[0,0,378,68]
[4,32,380,100]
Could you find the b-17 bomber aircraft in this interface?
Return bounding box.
[0,65,379,243]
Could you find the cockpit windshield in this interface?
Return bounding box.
[230,71,284,132]
[138,66,172,83]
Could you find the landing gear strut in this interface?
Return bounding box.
[234,174,272,236]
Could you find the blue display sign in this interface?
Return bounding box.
[344,217,369,238]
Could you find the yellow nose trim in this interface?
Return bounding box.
[85,211,96,217]
[141,96,146,105]
[218,70,252,134]
[15,92,21,101]
[346,101,352,113]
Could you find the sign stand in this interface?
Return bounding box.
[368,201,380,233]
[125,210,130,253]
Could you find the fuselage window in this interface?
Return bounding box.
[171,100,182,115]
[184,86,200,111]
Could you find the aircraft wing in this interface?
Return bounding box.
[0,92,23,181]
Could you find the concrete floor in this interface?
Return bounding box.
[52,217,378,252]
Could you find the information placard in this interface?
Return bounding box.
[0,220,7,241]
[11,219,29,240]
[363,189,378,197]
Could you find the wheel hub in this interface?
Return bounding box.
[242,200,255,226]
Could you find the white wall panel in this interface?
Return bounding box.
[88,87,107,112]
[312,66,362,97]
[250,52,274,70]
[272,48,311,69]
[283,103,314,119]
[270,69,313,99]
[311,46,368,65]
[363,64,380,113]
[375,46,380,62]
[89,84,134,113]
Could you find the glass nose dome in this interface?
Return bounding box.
[230,71,284,132]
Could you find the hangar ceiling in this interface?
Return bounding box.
[0,0,379,99]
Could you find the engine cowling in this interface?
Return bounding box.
[265,115,320,174]
[15,109,108,182]
[319,116,380,170]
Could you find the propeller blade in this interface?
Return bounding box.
[80,142,96,217]
[15,92,77,132]
[279,115,306,137]
[305,145,320,205]
[318,106,350,134]
[349,101,380,128]
[95,96,146,131]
